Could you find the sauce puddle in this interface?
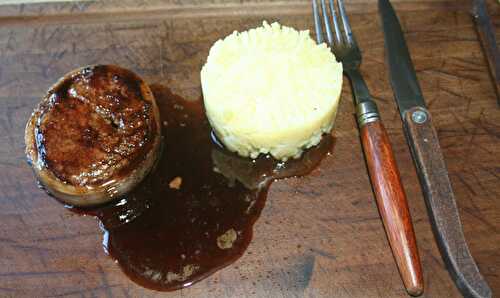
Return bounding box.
[69,84,334,291]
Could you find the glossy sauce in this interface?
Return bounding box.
[71,84,333,291]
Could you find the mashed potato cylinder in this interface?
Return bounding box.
[201,21,343,160]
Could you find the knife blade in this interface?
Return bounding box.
[472,0,500,105]
[378,0,493,297]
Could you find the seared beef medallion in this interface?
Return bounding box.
[25,65,161,206]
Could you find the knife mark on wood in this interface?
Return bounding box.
[11,244,51,267]
[50,285,120,297]
[97,265,114,298]
[482,166,500,181]
[477,119,500,140]
[454,172,478,196]
[0,270,83,278]
[422,68,481,82]
[421,248,446,269]
[461,207,498,233]
[441,88,473,111]
[318,215,380,224]
[0,287,17,293]
[294,187,322,198]
[120,287,133,298]
[452,56,485,68]
[34,231,96,242]
[309,248,337,261]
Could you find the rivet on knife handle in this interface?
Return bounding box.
[403,107,492,298]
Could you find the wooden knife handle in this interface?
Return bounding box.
[360,119,424,296]
[403,107,492,298]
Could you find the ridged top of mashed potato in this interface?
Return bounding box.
[201,21,343,160]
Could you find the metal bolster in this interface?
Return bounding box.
[356,101,380,126]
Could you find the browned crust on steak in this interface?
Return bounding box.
[25,65,161,206]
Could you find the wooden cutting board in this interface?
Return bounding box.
[1,1,499,297]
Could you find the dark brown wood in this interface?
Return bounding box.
[403,107,492,298]
[0,1,499,297]
[360,120,423,296]
[472,0,500,105]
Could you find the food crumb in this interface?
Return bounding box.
[165,264,198,282]
[217,228,237,249]
[169,176,182,189]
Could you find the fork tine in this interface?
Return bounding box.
[312,0,323,44]
[329,0,342,44]
[337,0,354,44]
[320,0,333,45]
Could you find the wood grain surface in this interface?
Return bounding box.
[0,0,499,297]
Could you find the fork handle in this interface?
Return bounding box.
[358,102,424,296]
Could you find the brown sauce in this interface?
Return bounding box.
[68,84,334,291]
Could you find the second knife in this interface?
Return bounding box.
[378,0,492,297]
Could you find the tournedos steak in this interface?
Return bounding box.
[25,65,161,207]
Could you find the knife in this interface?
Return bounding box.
[472,0,500,105]
[378,1,493,297]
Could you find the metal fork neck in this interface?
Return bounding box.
[345,69,380,126]
[345,69,370,104]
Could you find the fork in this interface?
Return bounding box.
[313,0,424,295]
